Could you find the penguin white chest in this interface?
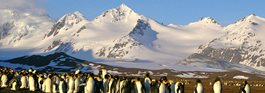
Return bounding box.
[74,78,80,93]
[144,78,151,92]
[85,78,95,93]
[44,78,52,93]
[101,69,107,79]
[119,80,125,93]
[213,81,221,93]
[159,83,166,93]
[135,81,142,93]
[29,76,36,91]
[11,81,17,90]
[244,84,251,93]
[1,75,8,87]
[196,83,204,93]
[175,82,180,93]
[20,76,28,88]
[59,81,67,93]
[68,77,75,92]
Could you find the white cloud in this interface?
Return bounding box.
[0,0,46,15]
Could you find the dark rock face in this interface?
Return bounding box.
[0,22,14,39]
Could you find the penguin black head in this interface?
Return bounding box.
[245,81,248,84]
[137,77,141,81]
[74,74,78,78]
[214,77,221,82]
[91,73,95,77]
[104,74,110,79]
[180,82,184,86]
[196,79,202,83]
[114,75,119,80]
[22,73,27,76]
[244,81,248,85]
[145,72,150,78]
[160,76,167,82]
[98,71,102,75]
[60,77,65,81]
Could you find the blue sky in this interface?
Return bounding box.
[45,0,265,25]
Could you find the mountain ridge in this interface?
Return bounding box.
[1,4,265,74]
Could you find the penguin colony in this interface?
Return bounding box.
[0,67,252,93]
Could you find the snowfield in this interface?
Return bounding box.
[233,75,249,79]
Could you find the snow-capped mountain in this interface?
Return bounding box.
[42,11,89,52]
[41,4,224,63]
[41,4,141,52]
[94,3,140,23]
[187,14,265,71]
[1,4,265,74]
[0,9,53,48]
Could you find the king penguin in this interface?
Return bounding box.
[168,80,175,93]
[194,79,204,93]
[67,74,75,93]
[74,74,81,93]
[94,76,103,93]
[240,81,251,93]
[175,82,184,93]
[119,76,127,93]
[43,74,53,93]
[9,72,20,91]
[151,79,159,93]
[1,72,8,88]
[213,77,222,93]
[84,74,95,93]
[108,75,114,93]
[20,73,28,89]
[159,80,167,93]
[110,75,120,93]
[29,74,36,91]
[52,74,60,93]
[103,74,110,93]
[135,77,143,93]
[38,74,44,91]
[59,77,67,93]
[144,73,152,93]
[159,76,170,93]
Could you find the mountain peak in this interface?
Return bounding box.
[188,17,219,26]
[44,11,87,38]
[118,3,132,11]
[246,14,256,19]
[68,11,85,19]
[72,11,83,16]
[58,11,86,22]
[93,3,140,23]
[199,17,218,24]
[236,14,261,23]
